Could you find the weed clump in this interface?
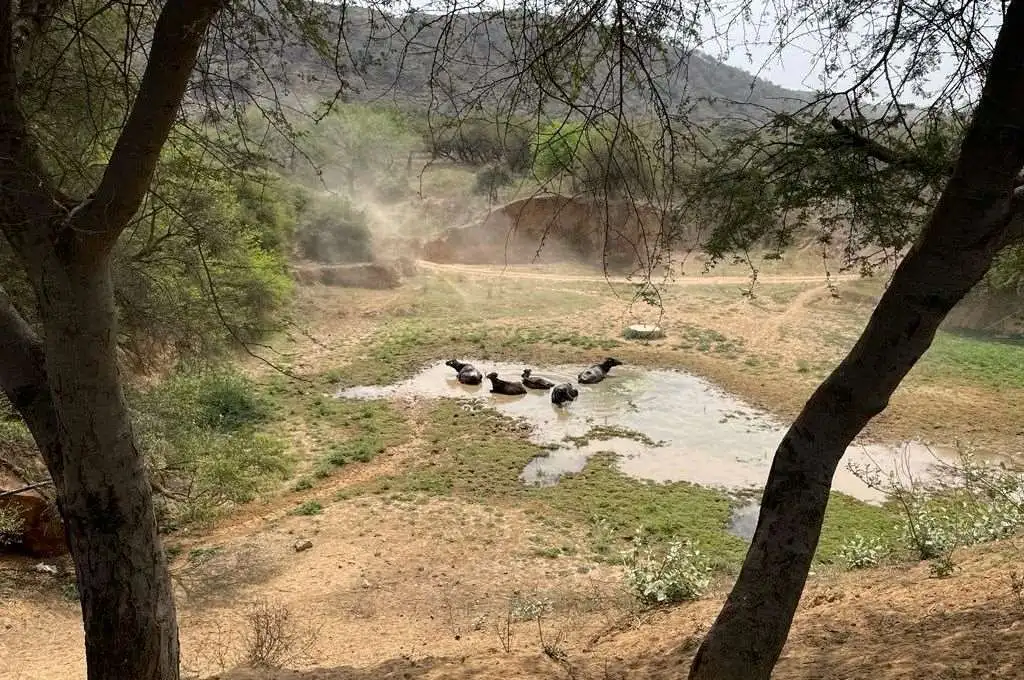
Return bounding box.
[622,530,712,606]
[839,534,887,569]
[291,500,323,516]
[241,599,319,669]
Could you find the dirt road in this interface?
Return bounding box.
[415,260,863,286]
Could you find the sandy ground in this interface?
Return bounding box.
[5,495,1023,680]
[2,261,1023,680]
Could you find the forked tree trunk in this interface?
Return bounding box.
[688,3,1024,679]
[0,3,222,678]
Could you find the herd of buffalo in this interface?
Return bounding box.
[444,357,623,406]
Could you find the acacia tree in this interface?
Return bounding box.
[685,0,1024,677]
[0,2,225,679]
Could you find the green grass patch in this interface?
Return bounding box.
[533,454,747,567]
[351,400,746,567]
[915,330,1024,389]
[816,493,900,563]
[307,397,412,474]
[324,396,899,573]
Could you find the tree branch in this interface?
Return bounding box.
[828,116,955,177]
[0,2,82,261]
[0,285,64,486]
[12,0,72,56]
[70,0,224,253]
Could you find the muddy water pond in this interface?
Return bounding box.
[336,360,955,505]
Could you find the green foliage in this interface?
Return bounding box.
[130,369,292,527]
[6,5,300,366]
[851,448,1024,565]
[311,104,420,196]
[986,243,1024,294]
[291,500,323,516]
[114,137,297,364]
[532,118,660,197]
[294,194,374,263]
[426,115,533,173]
[533,121,585,180]
[622,529,712,605]
[692,111,963,270]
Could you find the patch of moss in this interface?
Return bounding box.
[563,425,666,448]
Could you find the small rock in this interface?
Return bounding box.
[293,539,313,552]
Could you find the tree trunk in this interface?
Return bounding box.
[37,253,179,680]
[688,3,1024,678]
[0,2,222,678]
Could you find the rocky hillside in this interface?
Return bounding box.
[208,4,810,122]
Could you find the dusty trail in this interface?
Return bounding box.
[415,259,862,286]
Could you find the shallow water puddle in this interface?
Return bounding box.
[336,359,954,504]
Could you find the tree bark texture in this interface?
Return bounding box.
[0,2,224,679]
[689,3,1024,679]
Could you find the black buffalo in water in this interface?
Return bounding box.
[521,368,555,390]
[577,357,623,385]
[445,359,483,385]
[551,383,579,406]
[485,372,527,395]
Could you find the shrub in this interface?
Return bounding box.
[131,368,292,528]
[240,599,319,669]
[839,534,886,569]
[622,530,712,606]
[425,115,532,172]
[294,194,373,264]
[849,446,1024,564]
[473,165,513,200]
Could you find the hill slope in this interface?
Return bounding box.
[209,5,811,122]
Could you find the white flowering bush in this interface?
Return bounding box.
[849,445,1024,567]
[622,530,712,606]
[839,534,886,569]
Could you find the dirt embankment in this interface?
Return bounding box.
[420,196,701,273]
[944,288,1024,336]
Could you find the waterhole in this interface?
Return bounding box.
[336,359,957,505]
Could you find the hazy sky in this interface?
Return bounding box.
[387,0,1000,104]
[695,0,1002,105]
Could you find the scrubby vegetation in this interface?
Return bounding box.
[130,369,292,528]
